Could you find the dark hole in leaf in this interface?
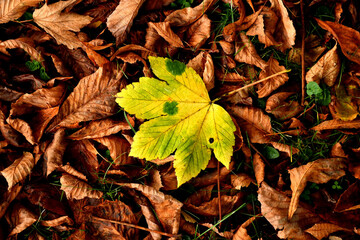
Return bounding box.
[209,138,214,143]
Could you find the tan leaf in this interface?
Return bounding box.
[312,119,360,131]
[0,185,22,219]
[306,44,340,87]
[0,0,42,24]
[41,216,74,227]
[107,0,146,45]
[61,164,87,181]
[305,223,350,240]
[148,22,183,48]
[229,105,273,143]
[288,158,347,219]
[270,142,299,156]
[165,0,215,26]
[187,14,211,49]
[7,203,37,236]
[187,51,214,90]
[68,118,132,140]
[257,56,289,98]
[148,169,163,191]
[215,70,248,82]
[218,40,234,55]
[33,0,92,49]
[258,182,321,239]
[253,153,265,186]
[47,63,126,131]
[0,38,44,63]
[1,152,34,189]
[269,0,296,52]
[235,32,267,70]
[44,128,67,176]
[266,92,303,120]
[60,173,103,200]
[316,19,360,65]
[233,216,257,240]
[231,173,254,190]
[110,44,153,61]
[94,136,133,165]
[0,110,24,147]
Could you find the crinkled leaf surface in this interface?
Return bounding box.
[116,56,236,186]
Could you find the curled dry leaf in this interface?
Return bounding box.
[1,152,34,190]
[68,118,132,140]
[253,153,265,186]
[33,0,92,49]
[165,0,215,26]
[61,164,88,181]
[233,216,257,240]
[0,38,44,63]
[7,203,37,236]
[311,119,360,131]
[258,182,321,239]
[187,51,214,91]
[266,92,303,120]
[107,0,146,45]
[334,181,360,212]
[60,173,103,200]
[94,136,133,165]
[288,158,347,219]
[0,110,24,147]
[231,173,255,190]
[235,32,267,70]
[316,19,360,65]
[187,14,211,49]
[44,128,67,176]
[305,223,351,240]
[47,63,126,131]
[0,185,22,219]
[0,0,43,24]
[41,216,74,227]
[270,142,299,156]
[0,86,23,102]
[306,44,340,87]
[257,56,289,98]
[148,22,184,48]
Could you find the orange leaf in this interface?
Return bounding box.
[7,203,37,236]
[44,128,67,176]
[0,38,44,63]
[312,119,360,131]
[94,136,133,165]
[148,22,184,48]
[0,0,42,24]
[187,14,211,49]
[60,173,103,200]
[305,223,351,240]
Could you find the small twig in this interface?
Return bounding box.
[212,69,291,102]
[91,216,182,239]
[300,0,306,106]
[217,160,222,228]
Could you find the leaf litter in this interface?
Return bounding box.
[0,0,360,239]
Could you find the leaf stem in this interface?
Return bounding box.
[212,69,291,102]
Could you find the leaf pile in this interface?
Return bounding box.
[0,0,360,239]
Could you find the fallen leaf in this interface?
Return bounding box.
[7,202,37,236]
[0,0,41,23]
[187,51,215,90]
[60,173,103,200]
[316,19,360,65]
[107,0,146,45]
[165,0,215,26]
[1,152,34,189]
[253,153,265,186]
[0,38,44,63]
[312,119,360,131]
[68,118,132,140]
[270,142,299,157]
[306,44,340,87]
[231,173,255,190]
[11,74,45,91]
[288,158,347,219]
[0,185,22,219]
[145,0,174,10]
[44,128,67,176]
[330,85,359,121]
[233,216,257,240]
[0,110,25,147]
[47,63,126,131]
[61,164,88,181]
[266,92,303,120]
[186,14,211,49]
[94,136,133,165]
[258,182,321,239]
[257,56,289,98]
[33,0,92,49]
[41,216,74,227]
[148,22,184,48]
[334,181,360,212]
[0,86,23,102]
[305,223,350,240]
[235,32,267,70]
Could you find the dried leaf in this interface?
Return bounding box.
[233,216,257,240]
[1,152,34,189]
[47,63,125,131]
[330,85,359,121]
[187,51,215,90]
[0,38,44,63]
[231,173,255,190]
[266,92,303,120]
[41,216,74,227]
[257,56,289,98]
[253,153,265,186]
[235,32,267,70]
[60,173,103,200]
[44,128,67,176]
[0,0,42,24]
[61,164,87,181]
[334,181,360,212]
[33,0,92,49]
[306,44,340,87]
[0,86,23,102]
[305,223,350,240]
[316,19,360,65]
[68,118,132,140]
[312,119,360,131]
[94,136,133,165]
[187,14,211,49]
[148,22,183,48]
[0,185,22,219]
[258,182,321,239]
[7,203,37,236]
[288,158,347,219]
[0,110,25,147]
[107,0,146,45]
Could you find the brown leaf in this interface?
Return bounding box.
[61,164,87,181]
[187,51,214,90]
[258,182,321,239]
[44,128,67,176]
[235,32,267,70]
[266,92,303,120]
[233,216,257,240]
[316,19,360,65]
[0,0,42,24]
[33,0,92,49]
[7,203,37,236]
[334,181,360,212]
[0,86,23,102]
[257,56,289,98]
[165,0,215,26]
[311,119,360,131]
[60,173,103,200]
[68,118,132,140]
[94,136,133,165]
[187,14,211,49]
[107,0,146,45]
[41,216,74,227]
[306,44,340,87]
[1,152,34,189]
[148,169,163,191]
[0,185,22,219]
[0,110,27,147]
[0,38,44,63]
[288,158,347,219]
[148,21,184,48]
[11,74,45,92]
[270,142,299,157]
[231,173,255,190]
[144,0,175,10]
[253,153,265,186]
[47,63,126,131]
[330,85,359,121]
[305,223,350,240]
